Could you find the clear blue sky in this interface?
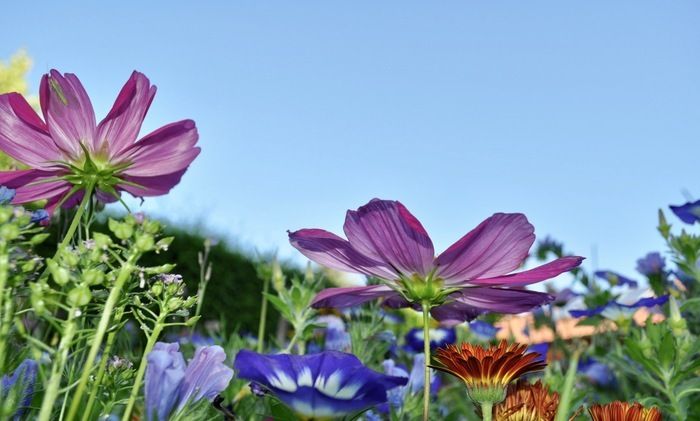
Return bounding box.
[2,2,699,280]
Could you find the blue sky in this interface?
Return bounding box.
[2,2,699,281]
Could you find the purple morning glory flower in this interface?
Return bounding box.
[30,209,49,223]
[594,271,638,288]
[468,320,500,341]
[636,252,666,277]
[670,199,700,224]
[234,350,407,418]
[569,294,669,320]
[527,343,550,364]
[0,186,15,204]
[0,70,200,214]
[289,199,583,322]
[176,345,234,411]
[404,327,456,353]
[145,343,233,421]
[1,359,38,420]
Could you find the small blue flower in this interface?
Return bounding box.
[0,186,16,205]
[594,271,638,288]
[527,343,549,364]
[30,209,49,223]
[670,199,700,224]
[468,320,500,341]
[636,252,665,277]
[176,346,234,411]
[404,327,456,353]
[570,294,669,320]
[578,358,615,387]
[234,350,407,419]
[1,359,38,420]
[145,343,233,421]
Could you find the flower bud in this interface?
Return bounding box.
[167,297,184,312]
[109,219,133,240]
[667,296,688,336]
[82,268,105,286]
[134,233,155,252]
[150,281,164,296]
[0,223,20,241]
[92,232,113,248]
[68,285,92,307]
[47,260,71,286]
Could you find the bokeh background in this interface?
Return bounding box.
[2,1,699,285]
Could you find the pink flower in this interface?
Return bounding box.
[0,70,200,213]
[289,199,583,323]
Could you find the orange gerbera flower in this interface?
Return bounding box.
[432,340,546,405]
[493,380,559,421]
[588,402,662,421]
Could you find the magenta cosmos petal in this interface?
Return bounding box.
[118,120,199,177]
[120,168,189,197]
[344,199,435,276]
[0,93,61,167]
[435,213,535,284]
[97,71,156,157]
[311,285,401,308]
[467,256,584,287]
[40,70,96,159]
[289,229,398,279]
[430,288,554,323]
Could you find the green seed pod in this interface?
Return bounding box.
[68,285,92,307]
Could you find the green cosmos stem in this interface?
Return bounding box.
[58,182,96,252]
[66,253,138,421]
[0,242,9,373]
[256,276,270,353]
[422,301,431,421]
[122,316,166,421]
[554,349,580,421]
[37,306,79,421]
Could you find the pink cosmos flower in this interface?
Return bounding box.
[289,199,583,323]
[0,70,199,213]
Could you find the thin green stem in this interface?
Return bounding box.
[0,288,14,373]
[481,401,493,421]
[554,349,580,421]
[58,182,95,251]
[37,307,78,421]
[66,255,137,421]
[81,308,125,421]
[0,242,8,372]
[256,277,270,353]
[122,318,165,421]
[422,301,431,421]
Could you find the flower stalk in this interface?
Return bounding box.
[554,348,580,421]
[422,301,431,421]
[37,307,79,421]
[256,275,270,353]
[66,252,138,420]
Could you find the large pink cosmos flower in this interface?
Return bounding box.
[289,199,583,323]
[0,70,199,213]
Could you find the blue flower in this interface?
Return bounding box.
[527,343,549,364]
[636,252,665,277]
[233,350,407,419]
[1,359,38,420]
[145,343,233,421]
[145,343,186,421]
[404,327,456,353]
[594,271,638,288]
[176,346,234,411]
[578,358,615,387]
[670,199,700,224]
[569,293,669,320]
[0,186,15,205]
[316,315,352,352]
[30,209,49,223]
[468,320,500,341]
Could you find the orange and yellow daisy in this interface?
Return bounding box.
[493,380,559,421]
[588,401,662,421]
[432,340,546,411]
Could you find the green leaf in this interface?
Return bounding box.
[264,293,292,321]
[677,378,700,400]
[680,297,700,312]
[658,332,676,369]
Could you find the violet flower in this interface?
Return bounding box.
[289,199,583,322]
[1,359,38,420]
[0,186,15,204]
[670,199,700,225]
[0,70,200,213]
[144,343,233,421]
[569,291,669,320]
[468,320,500,341]
[234,350,407,418]
[594,270,638,288]
[636,252,665,277]
[404,327,456,353]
